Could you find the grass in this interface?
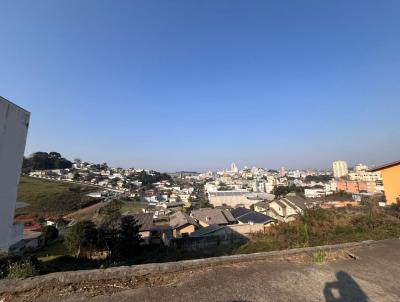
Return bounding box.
[11,204,400,277]
[7,259,37,279]
[120,201,154,213]
[234,207,400,255]
[17,176,94,216]
[35,241,68,262]
[312,250,327,264]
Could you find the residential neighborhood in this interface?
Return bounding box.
[2,1,400,300]
[11,153,392,254]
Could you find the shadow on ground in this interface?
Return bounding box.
[324,271,369,302]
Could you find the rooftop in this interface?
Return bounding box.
[170,211,199,229]
[123,213,154,232]
[191,208,236,225]
[369,160,400,172]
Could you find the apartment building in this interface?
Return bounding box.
[336,179,377,194]
[332,160,348,178]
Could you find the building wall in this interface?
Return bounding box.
[227,224,266,235]
[336,179,376,194]
[173,224,196,238]
[332,161,348,178]
[208,193,257,208]
[268,201,285,217]
[380,165,400,205]
[0,98,30,251]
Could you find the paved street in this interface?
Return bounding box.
[26,238,400,302]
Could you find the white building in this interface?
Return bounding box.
[230,162,238,173]
[354,163,369,172]
[208,191,261,208]
[332,160,348,178]
[267,195,310,222]
[304,188,325,198]
[0,97,30,251]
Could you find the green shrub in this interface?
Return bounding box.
[42,225,59,243]
[312,250,327,264]
[7,259,37,279]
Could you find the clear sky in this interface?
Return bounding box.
[1,1,399,172]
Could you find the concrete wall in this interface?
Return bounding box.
[0,239,375,295]
[227,223,266,235]
[0,97,30,251]
[172,233,248,251]
[208,193,257,208]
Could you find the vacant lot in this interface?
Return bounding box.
[17,176,95,217]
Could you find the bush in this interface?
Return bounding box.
[41,225,59,243]
[0,253,16,278]
[0,253,40,279]
[7,259,37,279]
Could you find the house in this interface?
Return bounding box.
[369,160,400,205]
[169,211,199,238]
[190,208,236,227]
[253,201,269,214]
[267,195,310,222]
[231,207,274,226]
[123,213,154,244]
[208,191,261,208]
[189,224,264,239]
[189,224,228,237]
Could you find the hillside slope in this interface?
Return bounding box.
[17,176,95,217]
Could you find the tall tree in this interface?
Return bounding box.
[116,216,142,258]
[99,200,122,257]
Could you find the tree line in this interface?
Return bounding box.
[23,152,72,172]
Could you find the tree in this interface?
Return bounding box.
[272,185,304,197]
[129,170,172,186]
[272,186,290,197]
[99,200,122,257]
[41,225,59,243]
[54,158,72,169]
[73,172,81,181]
[49,152,61,159]
[101,200,122,223]
[22,151,72,171]
[304,175,332,183]
[116,216,142,258]
[65,221,98,257]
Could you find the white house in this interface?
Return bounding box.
[267,195,310,222]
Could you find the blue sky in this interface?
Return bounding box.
[1,1,399,172]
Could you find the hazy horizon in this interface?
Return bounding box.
[2,1,399,171]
